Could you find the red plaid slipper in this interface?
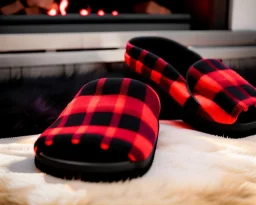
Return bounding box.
[34,78,160,181]
[125,37,256,138]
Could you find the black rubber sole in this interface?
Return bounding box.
[35,142,158,182]
[182,112,256,138]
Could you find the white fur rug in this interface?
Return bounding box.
[1,121,256,205]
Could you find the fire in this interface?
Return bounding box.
[47,1,119,16]
[80,9,89,16]
[59,0,69,15]
[112,10,118,16]
[47,8,57,16]
[97,9,105,16]
[47,2,59,16]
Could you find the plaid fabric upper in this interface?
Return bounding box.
[125,42,256,125]
[34,78,160,163]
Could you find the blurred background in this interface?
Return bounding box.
[0,0,256,137]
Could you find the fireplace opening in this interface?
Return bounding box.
[0,0,230,31]
[0,0,185,16]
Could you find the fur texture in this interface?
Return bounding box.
[0,68,125,138]
[0,122,256,205]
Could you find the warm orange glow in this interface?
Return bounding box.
[47,9,57,16]
[59,0,68,15]
[80,9,89,16]
[112,10,118,16]
[97,9,105,16]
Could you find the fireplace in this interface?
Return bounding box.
[0,0,185,15]
[0,1,193,34]
[1,0,232,34]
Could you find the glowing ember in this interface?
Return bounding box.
[112,10,118,16]
[47,9,57,16]
[80,9,89,16]
[97,9,105,16]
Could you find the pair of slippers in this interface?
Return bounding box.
[34,37,256,182]
[125,37,256,138]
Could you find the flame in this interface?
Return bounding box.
[112,10,118,16]
[47,8,57,16]
[80,9,89,16]
[97,9,105,16]
[59,0,68,16]
[47,3,59,16]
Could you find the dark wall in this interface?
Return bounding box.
[184,0,230,30]
[156,0,185,13]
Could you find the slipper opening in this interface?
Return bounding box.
[127,36,202,77]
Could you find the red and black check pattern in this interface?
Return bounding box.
[34,78,160,163]
[125,42,256,125]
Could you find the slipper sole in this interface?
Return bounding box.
[35,141,157,182]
